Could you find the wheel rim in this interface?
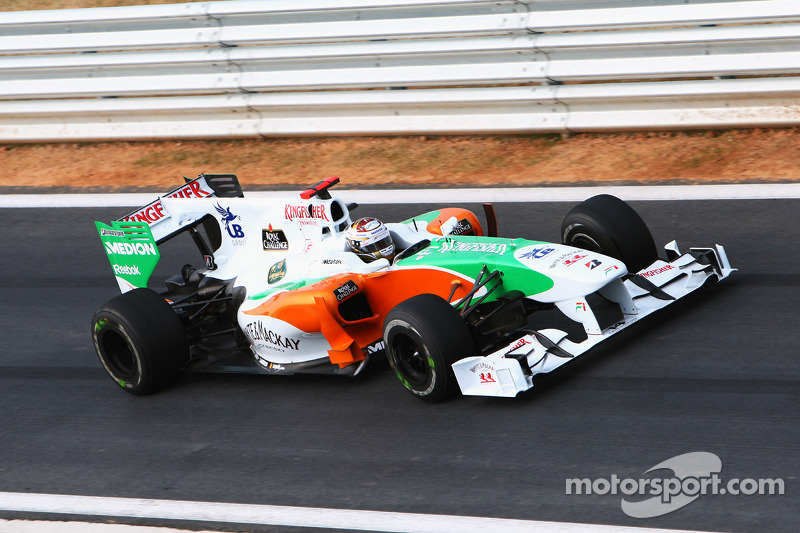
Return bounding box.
[569,232,602,253]
[101,330,137,380]
[390,333,431,388]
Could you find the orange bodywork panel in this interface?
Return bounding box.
[425,208,484,236]
[243,267,474,366]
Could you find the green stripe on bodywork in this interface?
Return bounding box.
[398,236,555,299]
[249,277,326,301]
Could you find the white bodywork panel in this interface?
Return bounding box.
[452,242,736,397]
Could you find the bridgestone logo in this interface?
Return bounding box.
[113,265,141,275]
[100,229,125,237]
[105,241,157,256]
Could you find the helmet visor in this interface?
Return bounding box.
[359,236,394,254]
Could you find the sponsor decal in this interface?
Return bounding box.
[353,217,381,232]
[100,229,125,238]
[215,203,245,239]
[203,254,216,270]
[244,321,300,351]
[469,361,494,374]
[363,339,386,355]
[563,254,588,267]
[322,259,343,265]
[549,252,571,269]
[519,246,556,260]
[641,264,675,278]
[113,264,141,275]
[268,259,287,284]
[450,218,474,236]
[438,241,508,255]
[586,259,602,270]
[285,203,329,222]
[334,280,359,301]
[480,372,497,384]
[505,338,531,354]
[121,179,212,225]
[604,265,620,276]
[262,225,289,251]
[104,241,157,256]
[576,302,587,312]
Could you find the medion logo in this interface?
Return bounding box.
[104,241,157,256]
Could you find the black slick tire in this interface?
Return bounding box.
[561,194,658,273]
[383,294,476,402]
[91,288,189,395]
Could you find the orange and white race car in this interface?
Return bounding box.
[92,175,734,401]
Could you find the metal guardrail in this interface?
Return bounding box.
[1,0,799,141]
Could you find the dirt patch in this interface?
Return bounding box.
[2,129,799,191]
[0,0,186,10]
[3,1,800,191]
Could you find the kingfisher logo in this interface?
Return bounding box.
[121,178,212,225]
[104,241,157,256]
[641,265,675,278]
[285,203,329,222]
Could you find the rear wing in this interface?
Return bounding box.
[96,174,243,292]
[118,173,243,244]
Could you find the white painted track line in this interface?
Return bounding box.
[0,493,719,533]
[0,519,221,533]
[1,183,799,208]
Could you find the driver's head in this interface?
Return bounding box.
[345,217,395,263]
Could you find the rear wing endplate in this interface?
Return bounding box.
[95,221,160,293]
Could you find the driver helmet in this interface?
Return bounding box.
[345,217,395,263]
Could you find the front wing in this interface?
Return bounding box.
[452,241,735,397]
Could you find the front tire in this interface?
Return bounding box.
[383,294,476,402]
[92,288,189,395]
[561,194,658,273]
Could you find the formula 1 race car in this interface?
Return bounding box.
[92,175,734,401]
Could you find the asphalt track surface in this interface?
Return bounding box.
[0,198,797,532]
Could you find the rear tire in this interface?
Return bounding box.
[92,288,189,395]
[383,294,476,402]
[561,194,658,273]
